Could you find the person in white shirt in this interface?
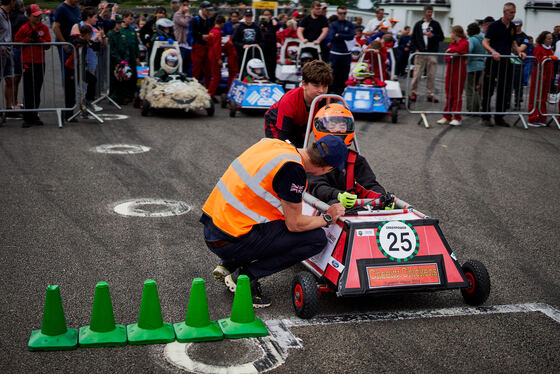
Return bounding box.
[364,8,385,37]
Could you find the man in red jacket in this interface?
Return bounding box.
[207,15,224,101]
[14,4,51,127]
[264,60,332,147]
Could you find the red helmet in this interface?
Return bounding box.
[313,103,355,146]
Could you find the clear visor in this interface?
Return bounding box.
[315,116,354,134]
[166,56,179,67]
[252,68,264,76]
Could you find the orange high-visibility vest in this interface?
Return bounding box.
[202,138,304,238]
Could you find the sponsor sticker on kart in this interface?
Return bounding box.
[376,221,419,262]
[366,263,440,289]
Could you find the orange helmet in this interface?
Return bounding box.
[313,103,354,146]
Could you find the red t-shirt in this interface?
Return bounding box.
[264,86,310,147]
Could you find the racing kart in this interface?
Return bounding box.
[139,40,214,117]
[292,94,491,319]
[226,44,284,118]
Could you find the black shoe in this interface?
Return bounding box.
[250,280,271,308]
[34,119,44,126]
[427,96,439,103]
[495,118,510,127]
[22,121,33,128]
[482,119,493,127]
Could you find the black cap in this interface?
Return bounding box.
[483,16,495,24]
[199,1,213,10]
[244,9,253,17]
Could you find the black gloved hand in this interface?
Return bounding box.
[29,31,39,43]
[380,192,395,208]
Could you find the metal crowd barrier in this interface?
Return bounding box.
[0,41,78,128]
[538,58,560,130]
[91,43,121,110]
[405,52,540,129]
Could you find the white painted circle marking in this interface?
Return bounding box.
[164,337,286,374]
[88,113,129,121]
[378,221,417,260]
[92,144,151,154]
[113,199,191,217]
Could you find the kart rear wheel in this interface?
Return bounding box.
[292,271,319,319]
[141,100,151,117]
[391,105,398,123]
[207,101,215,117]
[229,102,236,118]
[220,93,227,109]
[461,260,491,306]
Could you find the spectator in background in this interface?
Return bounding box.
[233,9,263,67]
[481,2,526,127]
[523,36,534,88]
[1,0,16,122]
[96,1,117,33]
[139,6,166,52]
[107,15,126,104]
[63,24,91,120]
[480,16,495,35]
[261,9,279,82]
[354,26,366,47]
[297,1,328,61]
[551,25,559,49]
[169,0,180,20]
[291,11,302,26]
[189,1,214,85]
[510,18,528,110]
[388,17,400,41]
[14,3,50,127]
[277,13,287,29]
[549,25,559,102]
[52,0,81,73]
[409,5,443,103]
[528,31,556,127]
[120,10,140,104]
[207,15,224,101]
[173,0,191,76]
[364,8,385,38]
[327,5,354,95]
[277,18,297,45]
[465,22,485,113]
[222,11,239,37]
[355,17,363,29]
[8,0,26,114]
[395,25,412,77]
[437,25,468,126]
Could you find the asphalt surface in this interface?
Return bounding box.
[1,99,559,373]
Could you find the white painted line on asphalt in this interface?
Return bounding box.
[113,198,191,217]
[85,113,130,121]
[266,302,560,350]
[164,303,559,373]
[92,144,151,154]
[164,337,287,374]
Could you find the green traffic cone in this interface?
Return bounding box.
[79,282,127,347]
[218,275,268,338]
[173,278,223,342]
[127,279,175,345]
[28,285,78,351]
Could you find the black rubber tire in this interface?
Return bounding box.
[229,102,236,118]
[220,93,227,109]
[391,105,398,123]
[141,100,151,116]
[291,271,319,319]
[461,260,491,306]
[207,100,215,117]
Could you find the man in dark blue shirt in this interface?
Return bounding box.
[481,2,526,127]
[327,6,354,95]
[52,0,81,75]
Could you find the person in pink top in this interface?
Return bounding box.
[438,25,469,126]
[528,31,556,127]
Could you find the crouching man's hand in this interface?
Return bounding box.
[326,203,346,223]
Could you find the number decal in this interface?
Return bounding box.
[376,221,420,262]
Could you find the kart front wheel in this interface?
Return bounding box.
[229,102,236,118]
[391,105,398,123]
[141,100,151,116]
[207,101,215,117]
[220,93,227,109]
[292,271,319,319]
[461,260,490,306]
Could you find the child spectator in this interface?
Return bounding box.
[63,25,92,120]
[276,19,297,45]
[465,22,485,113]
[363,40,388,80]
[395,26,412,77]
[207,15,225,101]
[528,31,556,127]
[354,26,366,47]
[14,4,50,127]
[437,25,468,126]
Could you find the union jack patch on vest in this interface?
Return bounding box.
[290,183,304,194]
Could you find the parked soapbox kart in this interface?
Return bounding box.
[139,40,214,117]
[226,45,285,117]
[342,48,402,123]
[292,95,490,319]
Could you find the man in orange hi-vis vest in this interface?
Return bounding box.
[201,135,347,308]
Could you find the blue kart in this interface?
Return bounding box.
[226,45,285,117]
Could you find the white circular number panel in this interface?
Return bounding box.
[376,221,419,262]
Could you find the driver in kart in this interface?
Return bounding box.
[154,49,190,82]
[265,60,333,147]
[307,103,392,209]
